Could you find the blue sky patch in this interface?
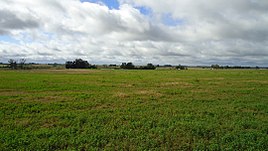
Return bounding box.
[162,13,184,26]
[80,0,152,16]
[135,6,152,16]
[80,0,119,9]
[0,35,19,44]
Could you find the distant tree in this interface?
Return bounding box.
[120,62,135,69]
[164,64,172,67]
[224,65,230,69]
[65,59,90,69]
[175,64,187,70]
[211,64,220,69]
[126,62,135,69]
[146,63,155,68]
[140,63,156,70]
[120,62,127,69]
[8,59,17,69]
[102,64,108,68]
[65,61,73,69]
[90,64,97,69]
[52,63,59,67]
[74,59,89,68]
[19,59,26,69]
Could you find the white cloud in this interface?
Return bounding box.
[0,0,268,66]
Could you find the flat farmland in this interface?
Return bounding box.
[0,69,267,150]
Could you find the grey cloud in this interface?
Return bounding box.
[0,10,39,34]
[37,51,53,56]
[0,29,9,35]
[159,51,190,57]
[2,52,28,58]
[52,48,62,52]
[219,27,268,42]
[1,0,268,66]
[144,25,178,42]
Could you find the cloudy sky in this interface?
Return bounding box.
[0,0,268,66]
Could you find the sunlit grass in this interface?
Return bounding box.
[0,69,267,150]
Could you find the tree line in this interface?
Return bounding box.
[65,59,157,70]
[120,62,156,70]
[211,64,260,69]
[1,58,194,70]
[4,58,263,70]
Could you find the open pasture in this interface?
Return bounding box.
[0,69,267,150]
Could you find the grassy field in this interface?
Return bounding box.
[0,69,267,150]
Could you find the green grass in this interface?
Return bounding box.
[0,69,267,150]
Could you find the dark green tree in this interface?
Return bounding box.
[211,64,220,69]
[65,59,90,69]
[140,63,156,70]
[120,62,135,69]
[176,64,187,70]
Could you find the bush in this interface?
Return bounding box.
[139,63,156,70]
[120,62,135,69]
[176,65,188,70]
[65,59,94,69]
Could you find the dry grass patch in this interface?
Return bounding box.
[0,90,28,96]
[15,118,31,127]
[242,80,268,84]
[113,92,130,99]
[160,82,193,87]
[120,83,135,88]
[34,96,65,103]
[135,90,163,97]
[201,77,225,81]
